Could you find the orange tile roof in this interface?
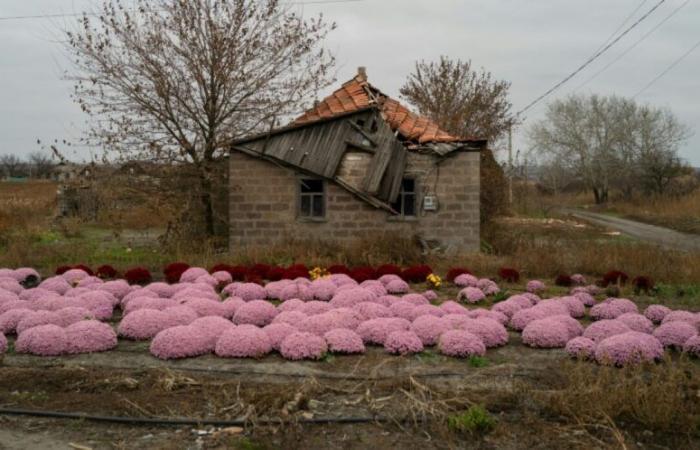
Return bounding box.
[294,72,477,145]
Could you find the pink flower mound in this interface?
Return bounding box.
[378,274,402,286]
[0,300,34,315]
[233,300,277,326]
[310,279,337,301]
[172,288,220,303]
[375,295,400,307]
[263,323,298,351]
[215,324,272,358]
[438,330,486,357]
[330,288,377,308]
[509,307,552,331]
[439,301,469,315]
[15,324,68,356]
[682,335,700,357]
[384,330,424,355]
[16,311,61,334]
[329,273,357,287]
[491,299,527,319]
[324,329,365,354]
[118,309,170,340]
[279,332,328,360]
[19,287,49,302]
[389,301,417,321]
[526,280,546,293]
[522,319,570,348]
[0,308,33,334]
[411,315,450,346]
[422,290,438,302]
[385,279,409,294]
[62,269,91,284]
[65,320,117,354]
[477,279,500,295]
[559,296,585,318]
[583,320,631,343]
[589,302,625,320]
[76,276,102,288]
[521,293,541,305]
[644,305,672,324]
[0,279,22,295]
[98,280,133,300]
[14,267,40,283]
[280,283,314,302]
[123,297,177,315]
[616,313,654,334]
[443,313,472,329]
[231,283,267,301]
[163,306,198,327]
[461,318,509,348]
[454,273,478,287]
[150,325,209,359]
[661,310,700,328]
[0,333,6,354]
[262,280,290,299]
[570,274,586,285]
[183,298,227,317]
[468,309,509,325]
[401,294,429,306]
[39,277,71,295]
[360,280,387,297]
[548,314,584,339]
[190,316,235,350]
[459,287,485,304]
[565,337,596,359]
[573,292,596,307]
[327,308,362,330]
[277,299,305,313]
[354,302,392,321]
[653,321,697,348]
[64,287,91,298]
[221,297,246,319]
[408,305,444,321]
[195,274,219,288]
[211,271,233,286]
[595,332,664,366]
[273,311,308,326]
[179,267,209,283]
[300,301,333,316]
[55,307,94,327]
[297,312,340,336]
[357,318,411,345]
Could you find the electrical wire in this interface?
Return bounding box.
[575,0,692,92]
[632,36,700,97]
[589,0,650,56]
[517,0,667,115]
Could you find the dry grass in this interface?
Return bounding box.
[0,181,56,238]
[604,190,700,235]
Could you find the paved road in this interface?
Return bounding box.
[561,208,700,252]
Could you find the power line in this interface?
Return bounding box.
[576,0,691,91]
[590,0,650,56]
[0,0,365,21]
[516,0,667,115]
[633,36,700,98]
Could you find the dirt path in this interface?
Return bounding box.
[561,208,700,252]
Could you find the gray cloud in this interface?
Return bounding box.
[1,0,698,164]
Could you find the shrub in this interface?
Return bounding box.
[411,315,450,346]
[385,279,409,294]
[118,308,170,340]
[401,265,432,283]
[446,267,471,282]
[683,335,700,357]
[163,262,190,284]
[616,313,654,334]
[522,318,570,348]
[280,331,328,360]
[248,263,272,280]
[215,324,272,358]
[96,265,118,279]
[284,264,309,280]
[554,274,573,287]
[461,318,509,348]
[55,265,72,275]
[497,267,519,283]
[653,321,697,348]
[438,330,485,357]
[447,405,496,435]
[384,330,424,355]
[265,266,286,281]
[633,276,655,294]
[263,323,298,351]
[565,336,596,359]
[570,274,586,285]
[644,304,672,324]
[583,320,631,343]
[124,267,152,285]
[15,324,68,356]
[327,264,351,275]
[233,300,277,327]
[601,270,629,287]
[594,332,664,366]
[65,320,117,354]
[458,287,485,304]
[375,264,402,277]
[356,317,411,345]
[324,329,365,354]
[349,266,376,283]
[526,280,546,293]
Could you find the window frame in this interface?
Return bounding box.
[389,177,418,219]
[297,177,327,221]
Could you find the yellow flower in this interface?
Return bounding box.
[426,273,442,289]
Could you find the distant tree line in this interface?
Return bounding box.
[0,152,55,179]
[529,94,694,203]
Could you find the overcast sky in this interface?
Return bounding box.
[1,0,698,165]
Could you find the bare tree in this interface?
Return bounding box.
[28,151,55,178]
[399,56,517,143]
[529,94,690,203]
[66,0,336,236]
[0,154,25,178]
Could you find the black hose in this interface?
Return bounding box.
[0,407,399,427]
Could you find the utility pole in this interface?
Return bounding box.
[507,124,513,204]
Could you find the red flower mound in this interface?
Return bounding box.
[349,266,377,283]
[601,270,629,287]
[265,266,285,281]
[284,264,309,280]
[555,274,573,287]
[498,267,520,283]
[446,268,471,282]
[96,265,118,279]
[401,265,432,283]
[328,264,351,275]
[632,276,654,293]
[73,264,95,276]
[375,264,402,277]
[163,262,190,284]
[55,265,72,275]
[124,267,152,285]
[209,263,243,280]
[248,263,272,280]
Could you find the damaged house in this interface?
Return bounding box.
[229,68,486,253]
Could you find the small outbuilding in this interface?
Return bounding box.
[229,68,486,253]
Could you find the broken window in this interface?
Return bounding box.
[391,178,416,217]
[299,178,325,219]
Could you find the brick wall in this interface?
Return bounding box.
[229,149,480,253]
